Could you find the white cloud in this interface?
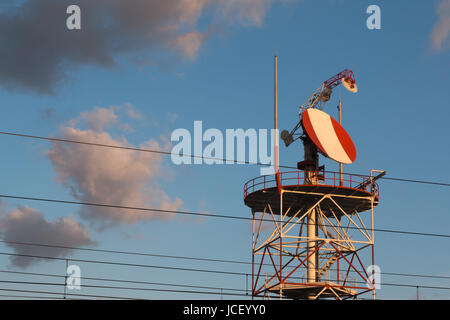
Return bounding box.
[48,107,182,230]
[0,0,285,93]
[168,30,207,61]
[125,103,143,120]
[0,206,93,268]
[217,0,272,27]
[79,107,118,132]
[431,0,450,52]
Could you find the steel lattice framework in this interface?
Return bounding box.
[244,170,382,300]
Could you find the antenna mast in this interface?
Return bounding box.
[274,55,281,194]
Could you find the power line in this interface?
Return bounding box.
[0,270,247,293]
[0,239,251,265]
[0,131,272,167]
[0,294,64,300]
[1,192,450,239]
[380,176,450,187]
[1,251,450,294]
[380,272,450,281]
[0,293,71,300]
[0,268,357,297]
[1,240,450,282]
[0,280,249,298]
[0,251,247,276]
[1,130,449,187]
[0,287,139,300]
[0,193,246,221]
[3,265,450,298]
[1,131,450,297]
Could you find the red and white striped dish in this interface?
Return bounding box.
[302,108,357,164]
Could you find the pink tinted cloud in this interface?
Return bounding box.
[431,0,450,52]
[48,107,182,230]
[0,206,93,268]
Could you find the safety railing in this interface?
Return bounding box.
[243,170,379,199]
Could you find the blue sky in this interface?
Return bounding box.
[0,0,449,299]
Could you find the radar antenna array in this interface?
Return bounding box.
[281,69,357,151]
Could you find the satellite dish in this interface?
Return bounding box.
[302,108,356,164]
[342,77,357,93]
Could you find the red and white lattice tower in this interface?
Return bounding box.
[243,58,384,300]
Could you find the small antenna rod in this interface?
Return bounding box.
[274,55,281,194]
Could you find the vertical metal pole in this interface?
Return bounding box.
[371,172,376,301]
[338,100,343,186]
[275,54,282,299]
[274,55,278,135]
[274,55,282,194]
[280,190,283,300]
[252,210,255,300]
[64,259,68,299]
[307,207,316,288]
[274,55,278,175]
[246,274,249,297]
[303,138,318,298]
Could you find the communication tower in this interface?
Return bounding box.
[243,57,385,300]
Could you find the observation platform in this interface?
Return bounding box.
[244,171,379,217]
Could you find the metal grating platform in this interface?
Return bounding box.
[244,171,379,217]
